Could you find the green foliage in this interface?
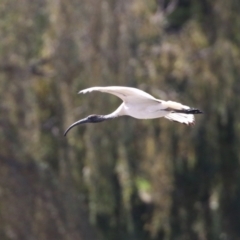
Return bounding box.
[0,0,240,239]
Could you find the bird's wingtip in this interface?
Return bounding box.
[78,89,91,94]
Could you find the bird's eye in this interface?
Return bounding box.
[88,115,97,120]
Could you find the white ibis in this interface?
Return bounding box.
[64,86,202,136]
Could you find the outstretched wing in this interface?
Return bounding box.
[79,86,161,104]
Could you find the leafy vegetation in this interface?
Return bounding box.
[0,0,240,239]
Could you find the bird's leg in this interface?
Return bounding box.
[165,107,203,114]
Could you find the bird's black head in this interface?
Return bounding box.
[87,114,105,123]
[64,114,107,136]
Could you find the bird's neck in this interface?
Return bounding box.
[102,113,118,121]
[91,103,125,122]
[105,103,125,119]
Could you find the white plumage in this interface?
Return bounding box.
[64,86,202,136]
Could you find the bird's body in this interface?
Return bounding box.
[64,86,202,136]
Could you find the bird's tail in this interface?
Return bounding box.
[164,113,195,125]
[163,101,202,125]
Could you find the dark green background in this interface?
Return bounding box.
[0,0,240,239]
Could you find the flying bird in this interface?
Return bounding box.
[64,86,202,136]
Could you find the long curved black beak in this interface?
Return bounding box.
[64,118,89,136]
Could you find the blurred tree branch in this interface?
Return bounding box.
[0,57,53,77]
